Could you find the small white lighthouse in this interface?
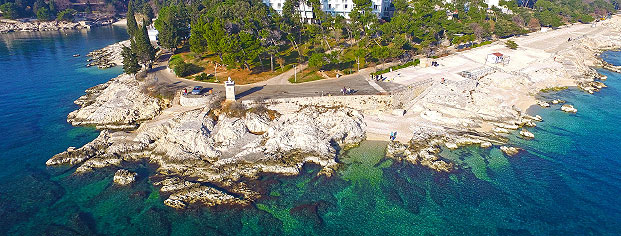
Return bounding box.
[225,77,236,101]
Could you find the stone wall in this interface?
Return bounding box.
[180,95,214,107]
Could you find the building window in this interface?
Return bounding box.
[277,3,281,8]
[373,5,378,10]
[328,4,332,8]
[344,4,348,8]
[335,4,339,8]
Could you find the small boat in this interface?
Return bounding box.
[73,54,80,57]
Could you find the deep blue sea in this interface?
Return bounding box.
[0,28,620,235]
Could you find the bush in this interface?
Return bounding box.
[0,3,19,19]
[36,7,52,21]
[220,102,247,118]
[174,62,203,77]
[194,72,211,81]
[56,9,77,22]
[505,40,518,50]
[168,54,184,68]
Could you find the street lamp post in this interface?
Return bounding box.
[214,62,220,82]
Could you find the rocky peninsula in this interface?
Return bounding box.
[47,15,621,209]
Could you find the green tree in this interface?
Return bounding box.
[56,9,76,22]
[84,1,92,14]
[0,3,20,19]
[36,6,51,21]
[237,31,261,70]
[48,0,56,16]
[33,0,46,13]
[202,18,227,61]
[349,0,377,39]
[154,4,190,50]
[308,52,326,69]
[126,1,139,37]
[133,19,156,66]
[142,4,154,25]
[189,16,209,54]
[122,46,140,75]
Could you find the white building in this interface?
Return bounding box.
[263,0,393,21]
[484,0,499,8]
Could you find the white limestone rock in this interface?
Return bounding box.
[244,113,270,134]
[561,104,578,113]
[520,129,535,139]
[67,74,162,129]
[500,146,520,156]
[113,169,137,185]
[263,107,365,158]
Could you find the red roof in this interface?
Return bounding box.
[492,52,504,57]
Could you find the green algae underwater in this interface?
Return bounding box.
[1,27,621,235]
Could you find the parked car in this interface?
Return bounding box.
[191,86,203,95]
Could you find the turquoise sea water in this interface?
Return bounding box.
[0,29,620,235]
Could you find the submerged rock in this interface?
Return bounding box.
[537,101,550,108]
[560,104,578,113]
[520,129,535,139]
[500,146,520,156]
[113,169,137,185]
[480,142,493,148]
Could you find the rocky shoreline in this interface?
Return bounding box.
[47,74,366,208]
[86,40,130,69]
[0,19,117,34]
[47,16,621,209]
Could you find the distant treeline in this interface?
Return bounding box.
[0,0,131,20]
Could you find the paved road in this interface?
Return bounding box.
[148,52,392,101]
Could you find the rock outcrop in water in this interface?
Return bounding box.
[48,86,366,208]
[67,74,163,130]
[113,169,137,185]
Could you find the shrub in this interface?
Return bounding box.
[505,40,518,50]
[174,61,203,77]
[0,3,19,19]
[220,102,247,118]
[56,9,77,22]
[36,7,52,21]
[194,72,211,81]
[168,54,184,68]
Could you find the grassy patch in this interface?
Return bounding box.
[288,70,324,83]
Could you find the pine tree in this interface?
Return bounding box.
[126,1,138,37]
[122,46,140,75]
[85,0,92,14]
[48,0,56,16]
[142,4,154,25]
[133,19,156,66]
